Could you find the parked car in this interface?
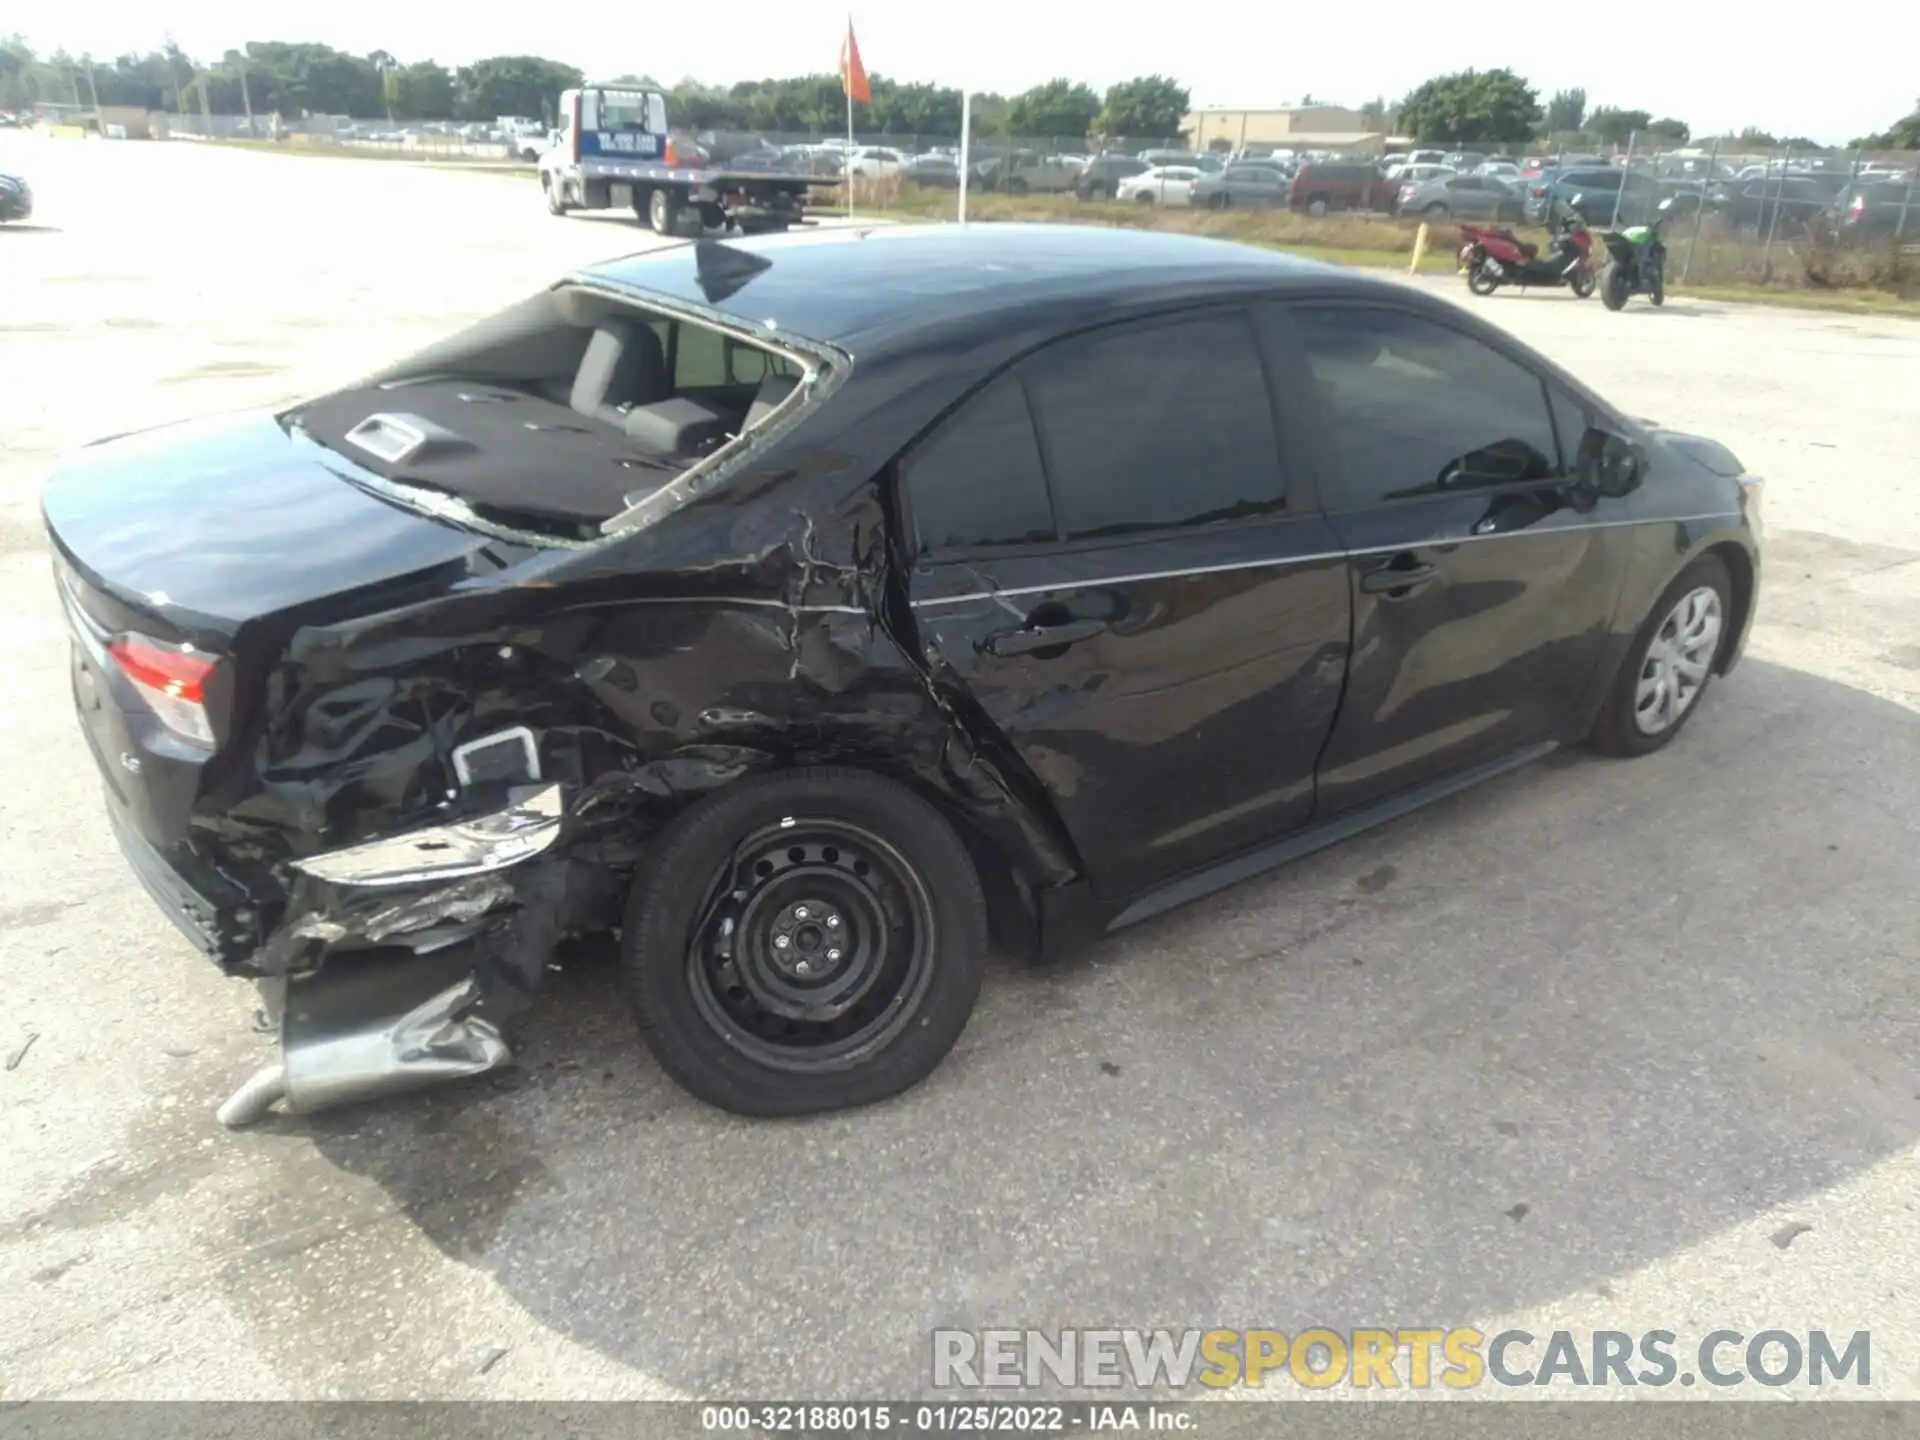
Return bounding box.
[1138,148,1204,169]
[43,226,1765,1125]
[1076,154,1150,200]
[1118,165,1203,206]
[1189,162,1291,210]
[994,156,1081,195]
[1708,176,1840,236]
[1289,161,1392,215]
[1396,173,1526,221]
[1824,180,1919,239]
[847,146,906,179]
[1476,160,1522,182]
[1531,167,1666,226]
[899,154,959,188]
[0,171,31,223]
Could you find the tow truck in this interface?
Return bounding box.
[537,83,832,236]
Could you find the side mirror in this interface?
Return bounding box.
[1578,427,1644,498]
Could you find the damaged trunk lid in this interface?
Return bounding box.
[42,411,507,854]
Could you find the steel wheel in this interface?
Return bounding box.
[687,818,936,1073]
[1633,586,1724,735]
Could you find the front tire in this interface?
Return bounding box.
[1650,264,1666,306]
[622,767,988,1117]
[1603,265,1631,310]
[1467,261,1500,295]
[1590,555,1733,758]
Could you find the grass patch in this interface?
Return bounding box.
[871,184,1920,311]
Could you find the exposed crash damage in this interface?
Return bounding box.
[44,225,1761,1122]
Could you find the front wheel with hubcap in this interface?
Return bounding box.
[1467,261,1500,296]
[1590,554,1732,757]
[622,768,987,1116]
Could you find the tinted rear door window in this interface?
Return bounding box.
[901,376,1056,552]
[1023,312,1287,540]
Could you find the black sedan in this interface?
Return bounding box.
[41,226,1763,1126]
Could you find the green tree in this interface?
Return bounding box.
[454,55,583,125]
[1587,106,1651,146]
[872,79,964,137]
[1644,116,1690,146]
[1007,78,1099,139]
[1545,87,1587,133]
[1095,75,1189,139]
[1358,96,1393,131]
[1395,68,1541,144]
[1851,100,1920,149]
[388,60,455,120]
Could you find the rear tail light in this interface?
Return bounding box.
[1849,194,1866,218]
[109,633,219,747]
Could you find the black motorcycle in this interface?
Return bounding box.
[1600,197,1675,310]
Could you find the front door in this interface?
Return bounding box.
[899,308,1351,902]
[1275,300,1634,817]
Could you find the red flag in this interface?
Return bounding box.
[840,18,871,105]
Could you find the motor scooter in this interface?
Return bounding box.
[1459,198,1596,298]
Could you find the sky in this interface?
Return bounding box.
[14,0,1915,145]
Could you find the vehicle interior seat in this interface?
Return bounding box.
[570,319,669,426]
[743,373,799,431]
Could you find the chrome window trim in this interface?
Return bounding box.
[907,512,1742,609]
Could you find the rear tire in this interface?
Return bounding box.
[1571,265,1597,299]
[647,185,681,236]
[622,767,988,1117]
[1423,201,1448,215]
[1603,266,1631,310]
[697,201,727,232]
[1590,554,1733,758]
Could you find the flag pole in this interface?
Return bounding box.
[845,15,855,220]
[958,90,971,225]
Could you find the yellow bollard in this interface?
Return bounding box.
[1410,222,1430,274]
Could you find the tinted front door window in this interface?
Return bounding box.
[1285,303,1626,814]
[1293,306,1562,507]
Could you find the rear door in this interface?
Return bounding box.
[1272,301,1635,817]
[899,307,1351,902]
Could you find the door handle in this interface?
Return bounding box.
[1359,561,1439,596]
[983,618,1108,657]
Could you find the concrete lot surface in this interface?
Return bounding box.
[1,136,1917,1400]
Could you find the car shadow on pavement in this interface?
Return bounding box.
[299,656,1919,1397]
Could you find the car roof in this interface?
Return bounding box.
[581,223,1351,356]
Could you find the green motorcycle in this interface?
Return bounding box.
[1600,197,1675,310]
